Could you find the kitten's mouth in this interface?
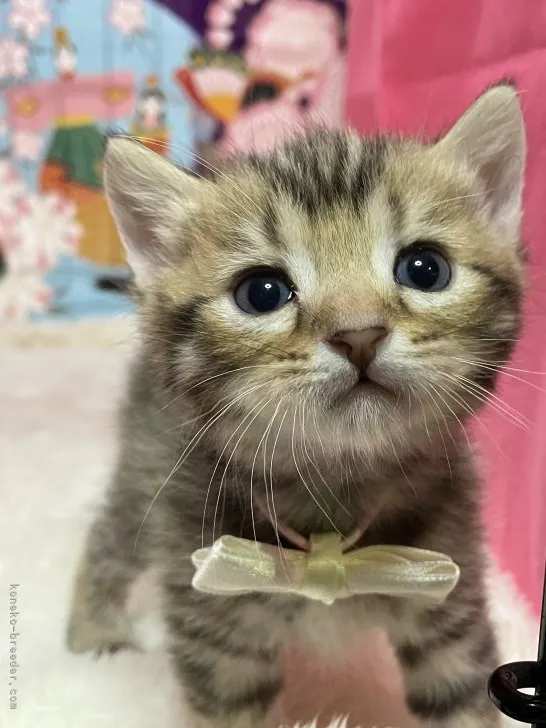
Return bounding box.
[350,374,392,396]
[355,378,386,392]
[330,368,395,408]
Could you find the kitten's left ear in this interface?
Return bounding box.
[436,83,526,238]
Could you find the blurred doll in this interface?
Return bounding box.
[129,75,169,156]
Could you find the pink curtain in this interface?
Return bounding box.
[345,0,546,614]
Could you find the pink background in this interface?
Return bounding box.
[345,0,546,614]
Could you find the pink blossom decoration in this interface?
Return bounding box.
[12,130,44,162]
[0,152,80,300]
[0,144,84,321]
[0,159,81,321]
[9,0,51,41]
[0,37,29,79]
[9,193,81,275]
[0,273,53,322]
[109,0,146,37]
[0,160,27,230]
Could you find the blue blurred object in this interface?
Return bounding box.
[32,256,134,321]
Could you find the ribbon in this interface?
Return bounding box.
[191,534,460,606]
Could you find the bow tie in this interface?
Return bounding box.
[191,533,460,606]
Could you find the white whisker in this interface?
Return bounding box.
[290,405,341,535]
[259,396,292,577]
[135,380,267,551]
[212,395,275,544]
[248,395,288,547]
[428,381,473,453]
[157,364,276,414]
[300,403,351,518]
[455,357,546,394]
[390,438,417,497]
[443,372,530,430]
[419,384,454,480]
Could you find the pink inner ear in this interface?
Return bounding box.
[270,631,417,727]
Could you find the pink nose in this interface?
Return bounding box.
[328,327,388,377]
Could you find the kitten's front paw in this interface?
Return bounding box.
[66,601,135,656]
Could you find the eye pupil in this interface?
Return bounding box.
[248,278,282,312]
[407,252,440,289]
[394,246,451,292]
[234,270,294,315]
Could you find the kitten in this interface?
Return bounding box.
[67,82,525,728]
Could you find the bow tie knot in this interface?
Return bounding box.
[191,533,460,606]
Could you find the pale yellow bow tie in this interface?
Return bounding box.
[191,533,460,606]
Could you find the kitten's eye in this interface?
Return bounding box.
[234,270,295,315]
[394,246,451,292]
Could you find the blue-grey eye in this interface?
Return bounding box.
[234,270,295,315]
[394,246,451,292]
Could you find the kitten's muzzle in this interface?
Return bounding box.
[328,327,388,382]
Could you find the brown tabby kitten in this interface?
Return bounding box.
[67,83,526,728]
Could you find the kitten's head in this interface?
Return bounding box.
[104,84,525,464]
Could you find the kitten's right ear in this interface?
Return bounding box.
[103,137,202,284]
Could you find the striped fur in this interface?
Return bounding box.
[67,84,526,728]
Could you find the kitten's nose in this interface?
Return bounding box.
[328,327,388,377]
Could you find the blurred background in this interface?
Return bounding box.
[1,1,545,726]
[0,0,345,321]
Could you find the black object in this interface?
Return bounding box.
[95,275,132,294]
[241,80,279,108]
[488,563,546,726]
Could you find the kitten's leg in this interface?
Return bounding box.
[66,468,151,654]
[164,584,293,728]
[390,599,499,728]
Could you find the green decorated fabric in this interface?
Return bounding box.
[45,124,104,188]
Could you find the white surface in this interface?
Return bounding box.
[1,347,181,728]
